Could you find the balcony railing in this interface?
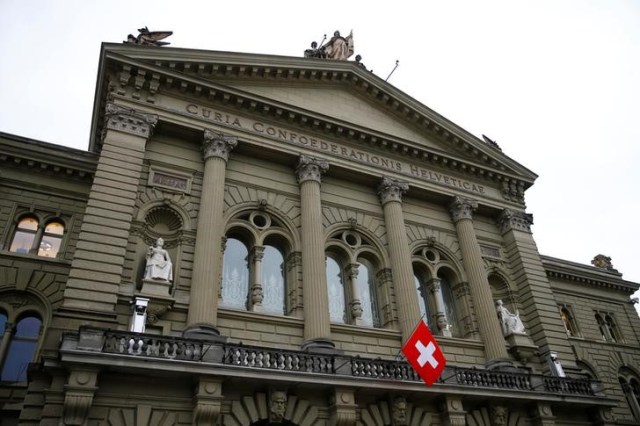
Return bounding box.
[70,328,600,398]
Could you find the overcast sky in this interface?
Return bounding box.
[1,1,639,305]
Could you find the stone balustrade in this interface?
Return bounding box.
[63,328,601,399]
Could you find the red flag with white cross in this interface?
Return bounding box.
[401,320,446,386]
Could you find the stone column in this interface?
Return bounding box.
[184,130,237,339]
[498,209,576,372]
[449,196,509,364]
[296,155,334,351]
[62,103,157,317]
[249,246,265,312]
[345,263,364,325]
[427,278,452,337]
[378,177,421,342]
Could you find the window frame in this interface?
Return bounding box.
[6,211,68,259]
[0,305,44,384]
[220,211,292,316]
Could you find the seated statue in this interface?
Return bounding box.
[144,238,173,282]
[496,300,526,336]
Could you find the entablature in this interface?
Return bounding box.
[0,132,97,181]
[91,45,537,206]
[542,255,638,294]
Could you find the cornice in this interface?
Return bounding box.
[0,132,97,180]
[541,255,638,294]
[90,45,536,204]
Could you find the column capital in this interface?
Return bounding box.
[203,130,238,161]
[103,102,158,138]
[296,155,329,184]
[449,196,477,222]
[497,208,533,234]
[377,176,409,205]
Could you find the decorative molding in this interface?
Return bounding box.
[377,176,409,205]
[202,130,238,161]
[449,196,477,222]
[497,209,533,234]
[103,102,158,138]
[295,155,329,184]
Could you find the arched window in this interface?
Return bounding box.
[262,245,285,315]
[619,369,640,421]
[325,230,383,328]
[595,311,621,342]
[221,238,250,310]
[356,258,379,327]
[8,215,65,258]
[412,246,464,338]
[326,255,346,323]
[559,304,579,337]
[414,274,433,331]
[220,211,291,316]
[1,313,42,382]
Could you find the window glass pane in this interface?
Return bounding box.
[44,221,64,235]
[326,256,346,323]
[357,260,377,327]
[9,231,36,254]
[17,217,38,231]
[415,275,433,330]
[262,245,285,315]
[221,238,249,310]
[15,316,41,338]
[38,236,62,257]
[441,277,459,337]
[1,340,37,382]
[0,312,7,338]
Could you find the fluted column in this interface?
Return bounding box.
[296,155,334,351]
[184,130,237,339]
[378,177,421,342]
[449,196,509,363]
[62,103,157,317]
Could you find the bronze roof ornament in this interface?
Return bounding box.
[124,26,173,47]
[591,254,616,271]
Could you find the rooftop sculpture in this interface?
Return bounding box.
[305,30,354,60]
[124,27,173,47]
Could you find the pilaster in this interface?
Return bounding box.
[61,103,157,318]
[378,177,421,342]
[329,388,357,426]
[296,155,334,351]
[497,208,576,371]
[449,196,510,364]
[184,130,237,340]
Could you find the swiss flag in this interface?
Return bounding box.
[401,320,446,386]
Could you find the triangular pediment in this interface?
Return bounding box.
[91,43,538,199]
[223,83,444,151]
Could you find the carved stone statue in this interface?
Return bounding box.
[269,391,287,422]
[323,30,354,60]
[304,31,354,60]
[124,27,173,47]
[144,238,173,282]
[496,300,526,336]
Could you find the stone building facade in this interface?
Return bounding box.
[0,42,639,425]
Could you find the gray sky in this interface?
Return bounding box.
[1,1,639,305]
